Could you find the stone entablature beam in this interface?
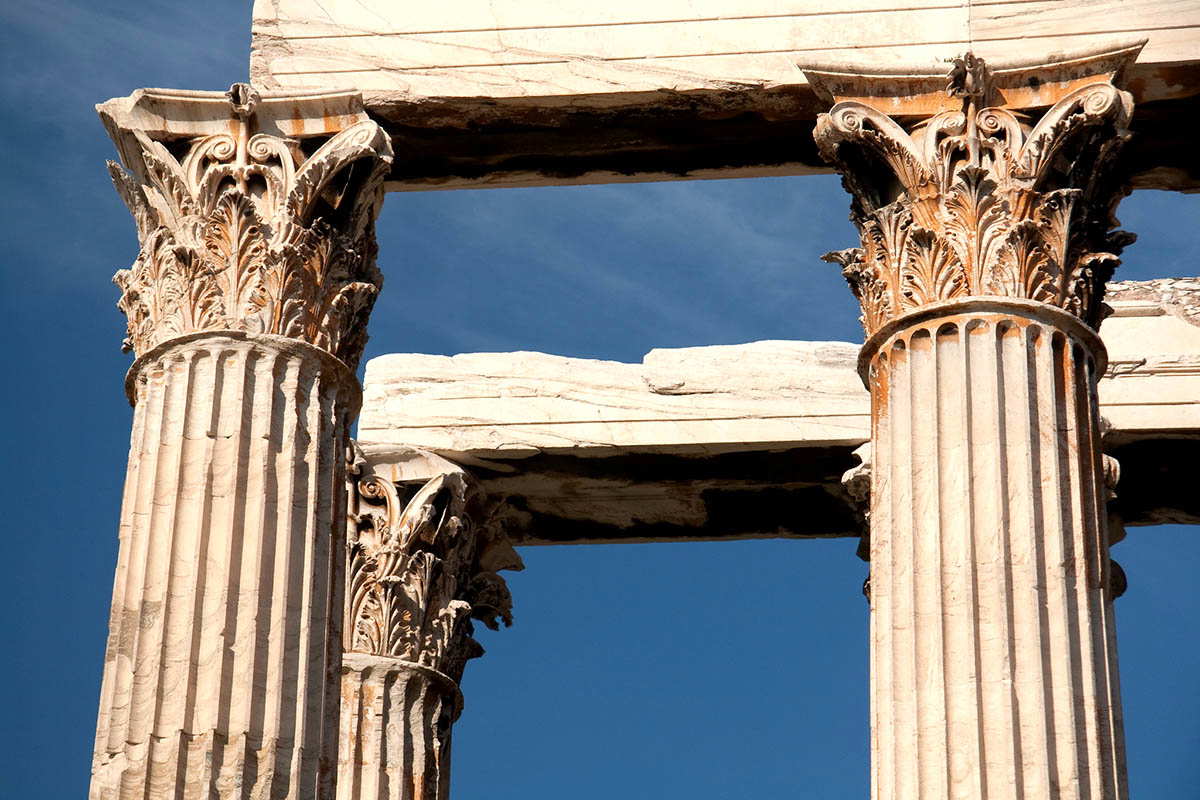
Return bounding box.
[804,43,1138,799]
[350,297,1200,546]
[251,3,1200,191]
[90,85,392,800]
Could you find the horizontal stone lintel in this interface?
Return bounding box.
[358,290,1200,544]
[251,1,1200,191]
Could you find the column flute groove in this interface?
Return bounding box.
[805,44,1138,799]
[144,347,212,795]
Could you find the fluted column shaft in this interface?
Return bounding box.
[865,301,1125,799]
[338,654,462,800]
[92,333,359,799]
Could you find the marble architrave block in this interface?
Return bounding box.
[250,1,1200,191]
[359,300,1200,456]
[252,0,1199,106]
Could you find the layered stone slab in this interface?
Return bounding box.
[361,340,869,454]
[252,0,1197,103]
[356,287,1200,544]
[359,340,871,544]
[251,0,1200,189]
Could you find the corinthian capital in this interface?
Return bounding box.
[98,84,393,368]
[805,44,1141,336]
[346,448,524,684]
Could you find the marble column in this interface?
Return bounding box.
[90,85,392,799]
[337,448,523,800]
[805,46,1139,799]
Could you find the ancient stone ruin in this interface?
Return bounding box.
[89,2,1200,798]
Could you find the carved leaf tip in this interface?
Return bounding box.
[946,52,990,100]
[821,248,863,268]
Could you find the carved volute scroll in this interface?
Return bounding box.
[346,457,524,684]
[807,46,1139,337]
[100,84,393,369]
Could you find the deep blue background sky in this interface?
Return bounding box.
[2,2,1198,798]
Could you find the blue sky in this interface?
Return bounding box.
[1,2,1198,798]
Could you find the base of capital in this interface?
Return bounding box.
[123,330,362,411]
[858,297,1108,384]
[340,652,465,720]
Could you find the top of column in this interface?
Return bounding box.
[801,41,1141,338]
[99,85,393,369]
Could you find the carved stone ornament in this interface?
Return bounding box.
[840,441,872,564]
[808,48,1138,336]
[346,459,524,683]
[101,84,393,368]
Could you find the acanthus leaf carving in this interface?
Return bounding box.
[346,465,523,682]
[107,86,393,368]
[813,54,1136,336]
[902,225,964,308]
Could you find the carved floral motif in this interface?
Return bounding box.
[108,84,393,368]
[815,55,1135,335]
[346,467,522,682]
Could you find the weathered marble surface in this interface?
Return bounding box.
[249,0,1200,190]
[252,0,1198,103]
[863,305,1126,799]
[92,334,358,800]
[361,340,869,454]
[1102,281,1200,436]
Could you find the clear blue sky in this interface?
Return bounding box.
[1,2,1198,798]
